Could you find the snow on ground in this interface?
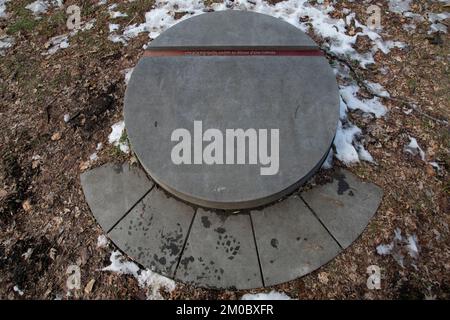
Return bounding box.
[108,121,130,153]
[108,0,405,68]
[321,149,334,169]
[123,68,134,85]
[102,251,176,300]
[377,228,420,268]
[340,85,387,118]
[108,4,128,19]
[13,285,24,296]
[0,0,10,19]
[26,0,63,16]
[0,35,14,56]
[241,290,292,300]
[43,19,96,55]
[403,136,442,171]
[427,12,450,34]
[96,235,109,248]
[89,152,98,162]
[44,34,69,55]
[388,0,412,14]
[404,136,426,161]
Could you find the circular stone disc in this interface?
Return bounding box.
[125,11,339,210]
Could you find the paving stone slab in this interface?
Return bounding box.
[108,187,195,277]
[251,196,342,287]
[301,169,383,248]
[175,209,262,289]
[80,163,153,232]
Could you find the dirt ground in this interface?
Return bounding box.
[0,0,449,300]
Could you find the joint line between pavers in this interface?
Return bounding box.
[106,184,155,234]
[249,212,266,288]
[173,208,197,278]
[299,195,344,250]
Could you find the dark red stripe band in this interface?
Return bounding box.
[143,49,324,57]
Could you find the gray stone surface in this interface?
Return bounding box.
[81,163,383,289]
[175,209,262,289]
[149,11,318,50]
[301,169,383,248]
[80,163,153,232]
[251,196,342,286]
[108,188,195,277]
[251,196,341,286]
[125,11,339,210]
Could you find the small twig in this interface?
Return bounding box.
[324,49,449,126]
[125,14,138,28]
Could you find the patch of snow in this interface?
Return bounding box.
[340,85,387,118]
[13,285,24,296]
[96,235,109,248]
[109,4,128,19]
[44,35,69,55]
[26,0,62,16]
[108,34,127,44]
[429,161,441,170]
[96,142,103,151]
[374,40,406,55]
[89,152,98,162]
[26,1,49,15]
[334,121,362,165]
[110,11,128,19]
[108,121,129,153]
[0,35,14,56]
[403,23,417,33]
[376,243,393,255]
[109,23,120,33]
[22,248,33,260]
[427,12,449,34]
[241,290,292,300]
[404,136,426,161]
[43,19,96,55]
[102,251,175,299]
[123,68,134,85]
[388,0,412,14]
[403,12,425,22]
[376,228,420,268]
[406,234,419,259]
[321,149,334,169]
[107,1,397,167]
[364,81,391,98]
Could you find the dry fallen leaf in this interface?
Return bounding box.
[318,272,329,285]
[84,279,96,295]
[51,132,62,141]
[0,189,7,199]
[22,200,32,212]
[79,161,90,171]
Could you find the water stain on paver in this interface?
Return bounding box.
[201,216,211,228]
[270,238,279,248]
[215,227,226,234]
[336,173,350,195]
